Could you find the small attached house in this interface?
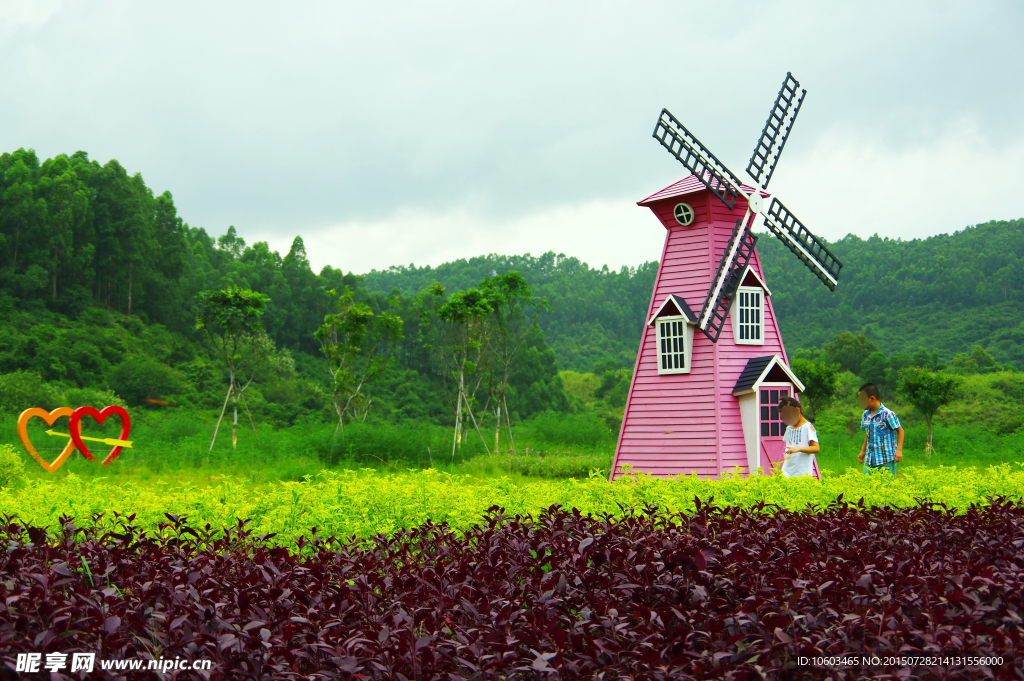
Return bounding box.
[609,175,819,480]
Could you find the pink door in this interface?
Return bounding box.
[758,385,791,475]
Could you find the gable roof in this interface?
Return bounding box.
[732,355,805,395]
[737,265,772,296]
[646,294,698,326]
[638,173,769,206]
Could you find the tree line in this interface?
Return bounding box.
[120,271,555,456]
[365,220,1024,372]
[0,148,570,433]
[788,332,1011,456]
[758,219,1024,364]
[362,253,659,373]
[2,146,1023,441]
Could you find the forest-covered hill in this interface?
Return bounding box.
[2,143,1023,409]
[0,148,571,426]
[759,219,1024,366]
[364,218,1024,370]
[363,255,658,372]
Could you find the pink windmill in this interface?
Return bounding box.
[610,73,843,481]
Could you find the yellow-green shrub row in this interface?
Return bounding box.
[2,464,1023,547]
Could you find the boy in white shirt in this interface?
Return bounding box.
[778,396,820,478]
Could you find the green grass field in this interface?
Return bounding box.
[4,402,1022,488]
[3,381,1022,548]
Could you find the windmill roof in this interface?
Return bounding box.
[732,355,806,395]
[738,265,772,297]
[646,294,698,326]
[638,174,769,206]
[732,356,776,393]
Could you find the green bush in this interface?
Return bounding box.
[0,443,25,488]
[64,387,127,410]
[326,421,470,467]
[523,410,616,448]
[108,356,187,406]
[5,464,1024,546]
[457,450,611,478]
[992,406,1024,436]
[0,371,65,412]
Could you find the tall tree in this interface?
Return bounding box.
[38,156,90,302]
[859,351,890,393]
[428,284,494,459]
[314,286,403,433]
[147,191,189,322]
[277,236,334,354]
[791,358,840,421]
[480,271,547,452]
[822,332,878,376]
[91,160,155,315]
[897,367,963,457]
[949,345,999,374]
[0,151,47,299]
[196,286,272,450]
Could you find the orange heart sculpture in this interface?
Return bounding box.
[70,405,131,466]
[17,408,81,473]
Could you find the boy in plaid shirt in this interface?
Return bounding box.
[857,383,904,479]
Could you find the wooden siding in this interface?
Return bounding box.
[610,177,791,481]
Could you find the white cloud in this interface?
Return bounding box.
[252,116,1024,275]
[0,1,62,31]
[768,121,1024,242]
[2,0,1024,272]
[251,197,665,274]
[251,115,1024,275]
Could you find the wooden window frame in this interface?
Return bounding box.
[758,382,792,438]
[655,315,694,375]
[732,285,765,346]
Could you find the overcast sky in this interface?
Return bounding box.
[2,1,1022,274]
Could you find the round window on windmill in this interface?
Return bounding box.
[673,202,694,226]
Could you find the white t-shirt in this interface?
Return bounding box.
[781,421,818,478]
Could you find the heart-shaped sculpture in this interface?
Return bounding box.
[69,405,131,466]
[17,408,80,472]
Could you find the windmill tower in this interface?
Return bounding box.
[610,73,842,481]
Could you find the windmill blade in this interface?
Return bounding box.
[653,108,746,211]
[699,215,758,343]
[747,73,806,190]
[762,198,843,290]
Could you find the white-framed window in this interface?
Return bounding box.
[656,316,693,375]
[733,286,764,345]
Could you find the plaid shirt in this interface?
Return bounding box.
[861,403,902,466]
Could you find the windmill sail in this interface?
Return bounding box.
[747,73,806,190]
[651,71,841,345]
[699,217,758,342]
[762,198,842,290]
[653,109,745,211]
